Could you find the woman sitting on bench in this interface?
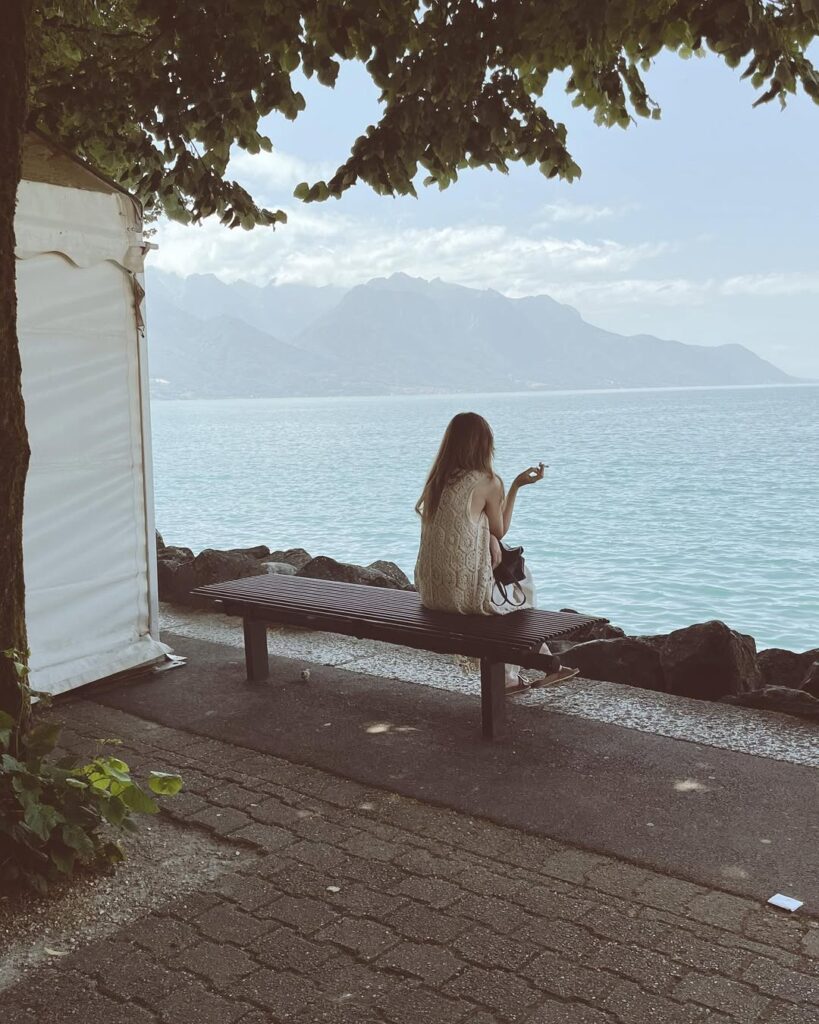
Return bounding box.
[414,411,578,694]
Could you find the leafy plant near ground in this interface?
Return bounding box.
[0,649,182,894]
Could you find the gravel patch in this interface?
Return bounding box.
[0,814,251,992]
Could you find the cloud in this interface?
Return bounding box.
[545,277,712,307]
[542,272,819,309]
[540,200,633,223]
[719,272,819,297]
[226,148,334,205]
[150,208,666,294]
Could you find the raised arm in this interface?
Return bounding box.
[484,464,546,539]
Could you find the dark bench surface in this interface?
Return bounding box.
[194,574,605,663]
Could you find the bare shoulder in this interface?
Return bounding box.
[478,473,503,499]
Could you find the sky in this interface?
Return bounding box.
[152,47,819,379]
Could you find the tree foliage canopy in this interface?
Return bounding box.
[30,0,819,228]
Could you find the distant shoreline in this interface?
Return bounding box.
[149,380,819,403]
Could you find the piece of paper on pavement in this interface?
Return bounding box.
[767,893,803,912]
[153,654,187,672]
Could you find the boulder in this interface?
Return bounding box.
[560,638,665,692]
[660,620,760,700]
[261,561,298,576]
[157,553,195,603]
[157,546,268,605]
[192,548,267,590]
[367,560,414,590]
[634,634,671,653]
[225,545,270,559]
[159,545,195,562]
[801,662,819,698]
[546,639,577,656]
[557,610,623,643]
[584,622,625,641]
[155,544,196,606]
[720,686,819,722]
[296,556,402,589]
[268,548,313,571]
[757,647,819,689]
[156,530,165,551]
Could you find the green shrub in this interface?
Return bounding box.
[0,649,182,894]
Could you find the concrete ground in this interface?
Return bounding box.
[0,634,816,1023]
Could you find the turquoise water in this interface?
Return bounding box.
[151,385,818,651]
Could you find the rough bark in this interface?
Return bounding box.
[0,1,32,732]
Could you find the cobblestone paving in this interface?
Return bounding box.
[1,701,816,1024]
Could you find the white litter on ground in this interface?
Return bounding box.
[767,894,804,912]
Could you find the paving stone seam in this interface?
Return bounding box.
[86,973,164,1021]
[576,908,816,981]
[637,908,818,974]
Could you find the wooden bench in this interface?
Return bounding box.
[193,574,605,740]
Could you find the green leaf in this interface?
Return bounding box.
[100,841,125,864]
[1,754,25,773]
[282,49,300,73]
[293,181,310,201]
[101,795,128,827]
[50,846,77,875]
[65,777,88,790]
[105,757,131,778]
[23,722,62,759]
[62,823,97,859]
[148,772,184,796]
[121,785,159,815]
[0,710,15,749]
[24,802,61,841]
[86,771,111,792]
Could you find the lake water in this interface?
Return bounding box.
[150,385,818,652]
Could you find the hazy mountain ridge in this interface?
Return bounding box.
[145,269,796,398]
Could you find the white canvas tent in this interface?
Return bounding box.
[15,133,167,696]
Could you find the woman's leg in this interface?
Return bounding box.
[529,641,579,687]
[538,642,562,673]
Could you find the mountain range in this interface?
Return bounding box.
[145,269,796,399]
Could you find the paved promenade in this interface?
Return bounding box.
[1,695,816,1024]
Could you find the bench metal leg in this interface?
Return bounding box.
[480,658,506,741]
[243,619,269,681]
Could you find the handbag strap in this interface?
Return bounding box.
[492,579,527,608]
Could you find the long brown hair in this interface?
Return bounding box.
[416,412,495,520]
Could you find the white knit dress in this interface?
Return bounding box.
[415,470,535,615]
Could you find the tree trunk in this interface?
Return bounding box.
[0,1,32,734]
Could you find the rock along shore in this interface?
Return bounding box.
[155,532,819,723]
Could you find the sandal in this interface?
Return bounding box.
[528,666,580,689]
[505,679,531,696]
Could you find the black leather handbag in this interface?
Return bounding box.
[492,541,527,607]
